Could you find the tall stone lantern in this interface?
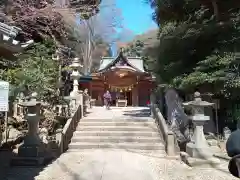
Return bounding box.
[70,57,83,97]
[183,92,215,159]
[69,57,84,116]
[12,94,48,165]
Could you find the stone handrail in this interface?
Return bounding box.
[151,104,179,156]
[56,103,82,154]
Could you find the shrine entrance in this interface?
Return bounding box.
[111,89,132,106]
[105,67,138,107]
[79,50,156,107]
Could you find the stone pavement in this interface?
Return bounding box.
[84,106,152,120]
[4,107,238,180]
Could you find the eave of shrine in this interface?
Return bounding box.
[97,51,145,73]
[0,22,34,55]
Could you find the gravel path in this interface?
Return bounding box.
[4,150,238,180]
[3,107,238,180]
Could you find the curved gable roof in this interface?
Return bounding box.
[98,52,145,73]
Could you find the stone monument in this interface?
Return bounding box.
[11,95,50,166]
[165,88,190,145]
[181,92,220,167]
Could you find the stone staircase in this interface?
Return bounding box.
[68,118,165,153]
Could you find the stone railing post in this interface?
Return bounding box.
[78,90,83,117]
[150,92,156,117]
[83,89,89,116]
[13,99,18,118]
[166,131,175,156]
[18,97,24,117]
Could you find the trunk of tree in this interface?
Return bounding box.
[211,0,219,21]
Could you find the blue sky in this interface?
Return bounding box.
[116,0,157,35]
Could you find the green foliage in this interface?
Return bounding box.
[0,39,59,102]
[149,0,240,98]
[124,40,144,57]
[124,40,156,72]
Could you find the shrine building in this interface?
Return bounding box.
[79,50,156,107]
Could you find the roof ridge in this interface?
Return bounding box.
[101,57,115,59]
[126,57,142,59]
[101,56,142,60]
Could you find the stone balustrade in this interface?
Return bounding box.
[56,102,83,153]
[53,104,70,117]
[12,97,72,120]
[151,104,178,156]
[150,93,179,156]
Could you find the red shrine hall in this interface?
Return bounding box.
[79,51,156,106]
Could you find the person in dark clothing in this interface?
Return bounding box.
[228,154,240,178]
[226,129,240,178]
[226,129,240,157]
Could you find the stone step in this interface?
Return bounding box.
[66,149,167,157]
[79,121,156,127]
[80,118,154,123]
[73,131,160,137]
[76,126,159,132]
[71,136,162,143]
[68,142,165,150]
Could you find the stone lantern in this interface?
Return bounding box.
[12,95,48,165]
[67,57,84,116]
[70,57,83,97]
[183,92,215,159]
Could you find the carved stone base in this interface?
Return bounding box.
[11,143,53,166]
[186,142,212,159]
[180,151,220,168]
[11,156,46,166]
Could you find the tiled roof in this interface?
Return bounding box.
[127,58,145,72]
[0,22,33,53]
[98,55,145,73]
[99,57,115,71]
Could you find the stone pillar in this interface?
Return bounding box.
[13,99,18,118]
[18,97,24,117]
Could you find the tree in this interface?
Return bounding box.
[0,0,102,100]
[149,0,240,98]
[63,0,126,75]
[123,29,159,72]
[0,0,67,43]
